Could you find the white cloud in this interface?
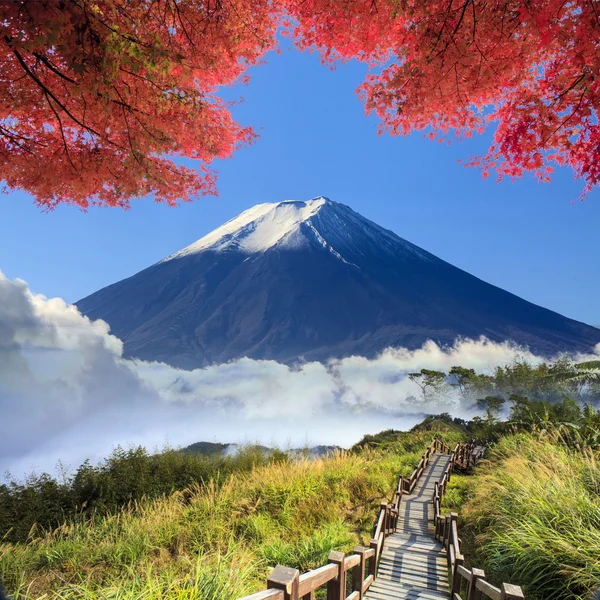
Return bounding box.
[1,271,595,478]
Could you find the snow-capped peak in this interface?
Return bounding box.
[164,197,334,259]
[161,196,438,267]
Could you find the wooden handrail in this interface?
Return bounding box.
[241,590,285,600]
[238,440,442,600]
[237,439,524,600]
[260,547,378,600]
[434,442,525,600]
[298,564,337,596]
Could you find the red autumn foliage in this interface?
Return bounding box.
[1,0,599,209]
[284,0,600,196]
[0,0,276,208]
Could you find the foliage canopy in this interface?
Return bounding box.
[1,0,599,208]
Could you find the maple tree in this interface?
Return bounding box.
[1,0,599,209]
[0,0,276,208]
[284,0,600,197]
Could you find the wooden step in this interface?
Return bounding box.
[377,568,448,586]
[371,578,450,596]
[379,556,448,575]
[366,581,450,600]
[380,552,448,568]
[386,545,442,555]
[377,561,448,582]
[375,570,450,592]
[384,539,444,552]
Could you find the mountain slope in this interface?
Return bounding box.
[76,197,600,367]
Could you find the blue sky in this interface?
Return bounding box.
[1,41,599,326]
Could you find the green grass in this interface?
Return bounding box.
[411,416,468,435]
[8,425,597,600]
[460,434,600,600]
[351,428,464,452]
[7,548,261,600]
[440,473,475,515]
[1,434,466,599]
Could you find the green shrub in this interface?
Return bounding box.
[0,445,273,545]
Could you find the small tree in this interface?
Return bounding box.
[449,366,476,400]
[550,361,600,400]
[508,394,537,425]
[409,369,446,403]
[476,396,506,423]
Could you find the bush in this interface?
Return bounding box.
[0,445,273,545]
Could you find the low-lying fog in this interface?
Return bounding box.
[2,270,598,478]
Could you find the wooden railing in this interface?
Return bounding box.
[237,439,524,600]
[237,439,445,600]
[401,438,445,494]
[434,443,525,600]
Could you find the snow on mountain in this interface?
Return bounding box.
[165,198,329,258]
[76,197,600,368]
[163,197,434,265]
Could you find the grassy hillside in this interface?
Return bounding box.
[410,414,468,434]
[351,416,466,451]
[0,445,290,545]
[0,431,464,599]
[3,386,600,600]
[440,432,600,600]
[463,434,600,600]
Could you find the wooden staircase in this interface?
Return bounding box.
[364,453,452,600]
[237,440,524,600]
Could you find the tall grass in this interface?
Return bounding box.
[462,434,600,600]
[0,445,283,545]
[1,435,455,599]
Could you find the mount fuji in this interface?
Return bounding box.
[76,197,600,368]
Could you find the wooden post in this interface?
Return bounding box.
[380,503,388,536]
[452,553,464,595]
[440,515,445,543]
[450,512,459,546]
[385,504,390,536]
[368,539,378,577]
[500,583,525,599]
[327,551,346,600]
[268,566,300,600]
[466,568,485,600]
[352,546,367,600]
[443,515,451,548]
